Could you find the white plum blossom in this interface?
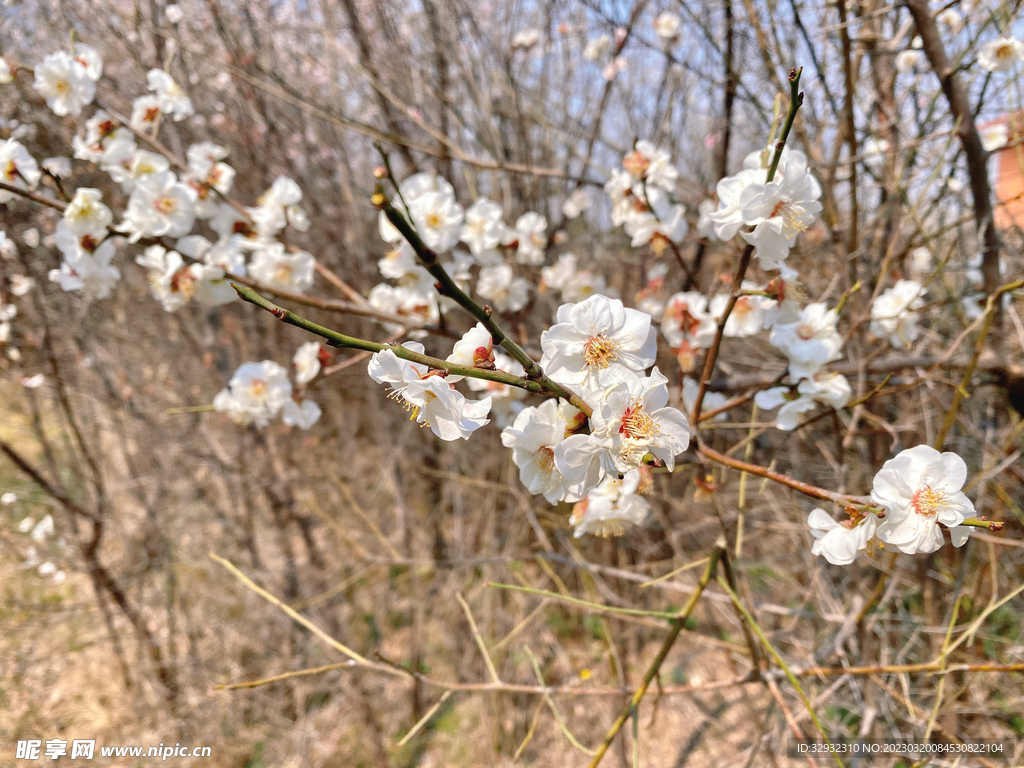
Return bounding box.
[978,37,1024,72]
[0,139,42,202]
[0,58,11,84]
[176,235,244,306]
[72,44,103,80]
[130,95,162,133]
[514,211,548,266]
[755,373,852,430]
[709,166,764,240]
[119,170,197,242]
[33,51,95,117]
[660,291,716,370]
[409,190,464,253]
[501,398,581,504]
[0,303,15,344]
[213,361,293,427]
[584,34,612,61]
[870,280,925,348]
[250,175,304,237]
[871,445,975,555]
[807,508,877,565]
[562,187,592,219]
[937,9,963,33]
[460,197,507,257]
[653,12,681,42]
[540,295,657,389]
[10,275,33,296]
[682,377,729,421]
[622,141,678,192]
[512,28,542,49]
[696,199,718,240]
[556,367,690,491]
[135,245,198,312]
[769,302,843,380]
[147,68,194,120]
[570,469,651,537]
[49,222,120,299]
[446,323,495,372]
[282,399,322,429]
[862,137,890,169]
[248,243,316,293]
[41,157,72,178]
[708,282,772,338]
[896,50,923,71]
[64,188,112,240]
[541,253,613,303]
[368,343,491,441]
[187,142,235,193]
[980,123,1009,152]
[293,342,322,385]
[477,264,529,312]
[623,188,688,248]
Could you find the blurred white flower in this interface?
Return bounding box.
[514,211,548,265]
[570,469,651,537]
[0,139,41,201]
[22,228,39,248]
[10,274,34,296]
[979,123,1008,152]
[64,188,112,240]
[937,8,963,33]
[653,12,681,41]
[50,222,120,298]
[0,57,11,83]
[1,492,16,505]
[293,341,322,385]
[682,376,729,421]
[41,156,72,178]
[477,264,528,312]
[978,37,1024,72]
[512,28,542,49]
[282,399,321,429]
[584,34,611,61]
[755,373,851,430]
[870,280,926,348]
[165,3,183,23]
[769,302,843,380]
[213,361,293,427]
[120,171,197,242]
[862,136,890,169]
[72,43,103,80]
[33,51,95,116]
[135,245,198,312]
[146,68,194,120]
[562,187,591,219]
[461,197,507,257]
[696,198,718,240]
[31,514,54,540]
[409,190,464,253]
[248,243,316,293]
[895,49,923,71]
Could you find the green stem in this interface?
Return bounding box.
[586,538,727,768]
[765,67,804,184]
[231,283,550,395]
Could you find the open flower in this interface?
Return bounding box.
[460,197,507,257]
[570,469,651,537]
[409,190,464,253]
[119,170,197,242]
[33,51,95,116]
[293,341,323,385]
[870,280,925,348]
[556,367,690,492]
[282,399,322,429]
[514,211,548,266]
[871,445,974,555]
[501,399,580,503]
[978,37,1024,72]
[477,264,529,312]
[147,68,194,120]
[0,139,41,202]
[135,245,198,312]
[64,188,112,240]
[768,302,843,380]
[755,372,851,430]
[540,294,657,389]
[249,243,315,293]
[661,291,716,371]
[807,508,877,565]
[213,361,293,427]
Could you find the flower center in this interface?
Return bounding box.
[154,195,177,215]
[770,200,813,238]
[424,212,442,229]
[620,402,656,440]
[583,334,619,369]
[249,379,267,400]
[796,322,816,341]
[170,267,196,300]
[273,264,294,284]
[534,446,555,474]
[54,79,70,96]
[911,486,946,516]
